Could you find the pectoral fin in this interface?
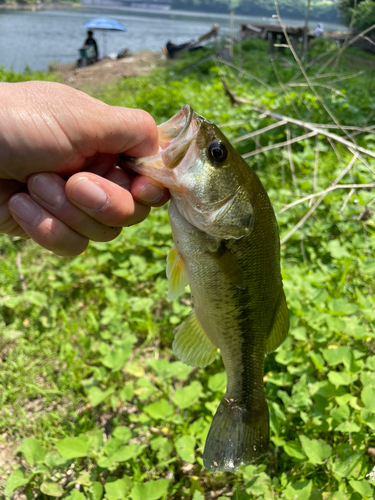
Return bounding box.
[209,242,245,289]
[167,246,188,300]
[265,289,289,353]
[173,310,218,367]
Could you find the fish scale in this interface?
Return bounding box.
[122,104,289,472]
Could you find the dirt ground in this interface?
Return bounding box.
[51,50,166,92]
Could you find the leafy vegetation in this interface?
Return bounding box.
[1,39,375,499]
[338,0,375,31]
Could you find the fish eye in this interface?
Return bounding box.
[207,141,228,163]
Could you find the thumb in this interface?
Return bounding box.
[89,104,160,159]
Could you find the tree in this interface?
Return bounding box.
[337,0,375,31]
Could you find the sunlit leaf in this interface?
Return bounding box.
[299,436,331,465]
[55,435,91,459]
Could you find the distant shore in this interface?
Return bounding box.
[0,1,79,10]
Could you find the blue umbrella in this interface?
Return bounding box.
[82,18,127,57]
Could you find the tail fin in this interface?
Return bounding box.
[203,397,269,473]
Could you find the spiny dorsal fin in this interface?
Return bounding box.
[208,242,245,290]
[173,310,218,367]
[265,288,289,353]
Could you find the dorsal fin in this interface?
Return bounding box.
[173,310,218,367]
[265,289,289,353]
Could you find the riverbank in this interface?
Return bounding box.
[51,50,165,91]
[0,1,79,10]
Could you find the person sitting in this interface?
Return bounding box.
[84,30,99,61]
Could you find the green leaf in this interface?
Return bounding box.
[91,482,104,500]
[4,470,31,498]
[173,381,202,409]
[207,371,227,392]
[55,435,91,459]
[44,452,68,468]
[101,344,133,371]
[75,471,92,487]
[283,441,307,460]
[361,372,375,388]
[112,426,132,442]
[131,479,169,500]
[329,444,363,478]
[119,383,134,401]
[144,399,174,420]
[105,477,132,500]
[192,492,204,500]
[16,437,46,467]
[359,258,375,275]
[87,386,115,407]
[361,387,375,411]
[167,361,192,380]
[327,371,357,386]
[309,351,325,372]
[327,240,350,259]
[150,436,173,461]
[335,421,361,433]
[349,479,374,498]
[65,491,86,500]
[40,482,64,497]
[361,410,375,429]
[283,480,312,500]
[299,436,332,465]
[109,443,146,464]
[322,347,351,367]
[175,435,196,463]
[328,299,358,315]
[366,356,375,370]
[245,472,273,496]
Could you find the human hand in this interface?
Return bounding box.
[0,81,169,255]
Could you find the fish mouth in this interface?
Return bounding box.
[158,104,200,169]
[158,104,194,148]
[119,104,200,191]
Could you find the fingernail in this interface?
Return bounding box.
[136,184,164,204]
[68,177,108,211]
[9,194,42,225]
[30,174,66,209]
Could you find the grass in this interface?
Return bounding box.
[1,38,375,499]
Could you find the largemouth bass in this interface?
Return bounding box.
[121,105,289,473]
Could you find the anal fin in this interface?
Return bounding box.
[173,310,218,368]
[265,288,289,353]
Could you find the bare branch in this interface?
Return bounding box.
[232,120,287,143]
[242,130,317,159]
[286,125,299,193]
[338,188,355,214]
[278,182,375,215]
[249,105,375,161]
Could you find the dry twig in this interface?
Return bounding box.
[278,183,375,215]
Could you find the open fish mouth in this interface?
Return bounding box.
[158,104,200,170]
[119,104,200,189]
[157,104,194,149]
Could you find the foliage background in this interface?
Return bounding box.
[1,37,375,499]
[338,0,375,30]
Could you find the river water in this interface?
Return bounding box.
[0,6,346,73]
